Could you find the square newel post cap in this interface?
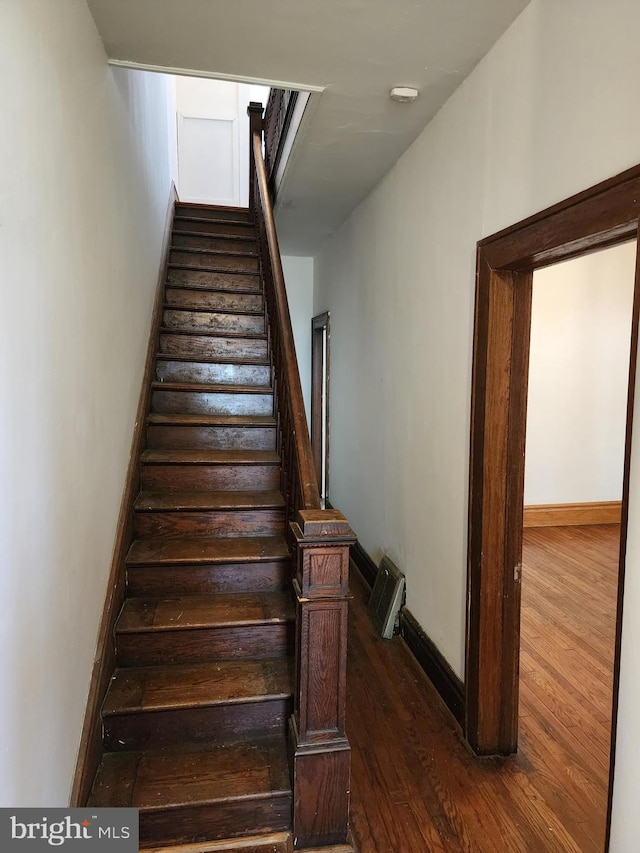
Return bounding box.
[291,509,356,543]
[247,101,264,119]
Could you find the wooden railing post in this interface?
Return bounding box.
[289,510,356,849]
[247,102,264,211]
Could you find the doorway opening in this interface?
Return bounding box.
[311,312,330,507]
[518,242,636,847]
[464,164,640,848]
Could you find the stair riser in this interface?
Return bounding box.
[141,464,280,491]
[165,288,263,312]
[172,233,257,253]
[168,267,260,292]
[134,509,285,539]
[104,699,291,751]
[138,796,292,848]
[152,389,273,417]
[126,560,290,597]
[146,424,276,451]
[156,360,271,387]
[163,309,265,336]
[170,250,259,273]
[117,624,294,666]
[159,332,268,360]
[175,206,253,223]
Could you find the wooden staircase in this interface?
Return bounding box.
[81,101,356,852]
[88,203,295,846]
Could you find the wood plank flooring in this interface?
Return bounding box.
[347,524,619,852]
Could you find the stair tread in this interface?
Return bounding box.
[166,282,263,296]
[175,214,255,226]
[116,592,295,633]
[88,737,290,810]
[147,413,276,427]
[103,658,293,715]
[163,303,265,317]
[173,229,256,242]
[171,246,258,258]
[142,449,279,465]
[156,353,270,367]
[135,490,285,512]
[151,381,272,395]
[170,263,259,276]
[127,534,290,566]
[159,326,267,340]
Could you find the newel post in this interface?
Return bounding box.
[289,509,356,849]
[247,102,264,211]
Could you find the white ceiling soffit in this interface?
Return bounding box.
[87,0,531,255]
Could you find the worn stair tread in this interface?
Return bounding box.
[173,228,256,242]
[127,534,290,566]
[170,263,259,276]
[175,214,255,226]
[156,353,270,367]
[147,413,276,427]
[135,490,285,512]
[88,737,290,810]
[165,282,263,296]
[151,381,273,396]
[163,303,265,317]
[159,326,267,340]
[141,448,279,465]
[171,246,258,259]
[116,592,295,633]
[103,658,293,715]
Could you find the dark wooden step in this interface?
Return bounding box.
[159,329,268,361]
[156,354,271,387]
[173,218,255,238]
[176,203,254,223]
[126,533,291,597]
[165,287,263,313]
[88,739,292,846]
[151,382,273,418]
[115,592,295,666]
[140,448,280,490]
[163,307,265,336]
[172,232,258,253]
[133,490,286,539]
[146,412,277,451]
[168,267,260,292]
[170,249,259,273]
[102,658,293,751]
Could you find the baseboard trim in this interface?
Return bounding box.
[523,500,622,528]
[70,183,177,807]
[399,609,465,728]
[350,539,377,589]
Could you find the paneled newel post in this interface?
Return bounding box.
[290,509,356,849]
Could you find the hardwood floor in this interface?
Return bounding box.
[347,524,619,852]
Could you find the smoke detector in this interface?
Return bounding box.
[390,87,419,103]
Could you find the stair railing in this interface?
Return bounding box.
[248,102,356,851]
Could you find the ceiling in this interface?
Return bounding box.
[87,0,531,255]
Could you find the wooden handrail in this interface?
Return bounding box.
[251,128,321,511]
[249,101,355,850]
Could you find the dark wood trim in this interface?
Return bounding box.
[400,609,465,728]
[466,164,640,845]
[605,239,640,852]
[349,540,378,590]
[69,183,178,807]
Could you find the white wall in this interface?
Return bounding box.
[525,243,636,505]
[0,0,176,806]
[281,256,314,422]
[312,3,640,845]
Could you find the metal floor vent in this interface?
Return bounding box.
[368,555,405,639]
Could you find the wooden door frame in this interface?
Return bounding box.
[465,164,640,839]
[311,312,330,505]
